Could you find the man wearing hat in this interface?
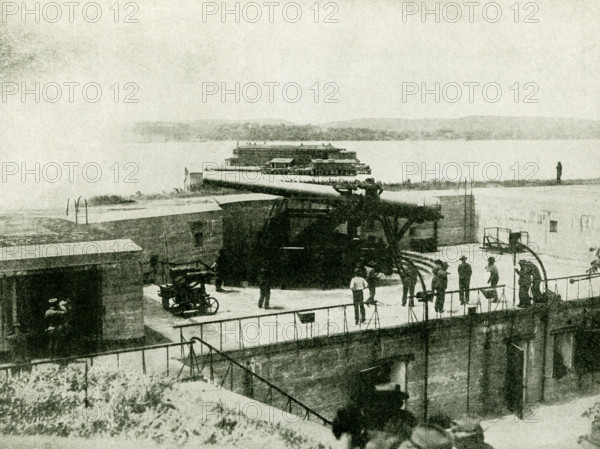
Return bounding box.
[515,260,532,308]
[45,298,66,358]
[486,257,499,302]
[458,256,472,305]
[350,269,368,324]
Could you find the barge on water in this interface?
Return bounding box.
[224,142,371,176]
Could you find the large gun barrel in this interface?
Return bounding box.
[204,173,443,221]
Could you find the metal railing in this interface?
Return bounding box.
[406,285,508,323]
[544,273,600,302]
[0,340,194,380]
[187,336,332,426]
[175,300,381,352]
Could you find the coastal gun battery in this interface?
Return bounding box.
[204,176,443,288]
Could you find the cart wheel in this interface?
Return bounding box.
[205,296,219,315]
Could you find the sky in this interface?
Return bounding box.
[0,0,599,208]
[1,0,600,131]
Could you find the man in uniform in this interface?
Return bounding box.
[401,263,417,307]
[458,255,472,305]
[486,257,500,302]
[366,266,378,305]
[45,298,66,358]
[350,269,368,324]
[515,260,532,308]
[556,161,562,183]
[523,260,543,302]
[258,267,271,309]
[434,262,449,313]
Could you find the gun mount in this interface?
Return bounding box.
[158,267,219,317]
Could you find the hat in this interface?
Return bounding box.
[459,256,468,261]
[402,425,453,449]
[488,257,495,263]
[48,298,58,305]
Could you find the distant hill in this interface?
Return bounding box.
[130,116,600,142]
[321,116,600,140]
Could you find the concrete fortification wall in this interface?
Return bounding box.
[194,297,600,422]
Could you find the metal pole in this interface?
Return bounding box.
[513,251,517,307]
[466,310,473,415]
[84,361,89,408]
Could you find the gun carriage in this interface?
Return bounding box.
[158,267,219,317]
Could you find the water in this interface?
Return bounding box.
[2,140,599,210]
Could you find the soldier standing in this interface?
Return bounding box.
[350,269,368,324]
[45,298,66,358]
[486,257,500,302]
[523,260,543,302]
[458,256,472,305]
[556,161,562,183]
[258,267,271,309]
[515,260,532,308]
[366,267,378,305]
[401,264,417,307]
[433,262,449,313]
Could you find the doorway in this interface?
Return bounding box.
[505,341,527,419]
[17,266,102,357]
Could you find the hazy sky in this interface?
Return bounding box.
[1,0,599,208]
[2,0,600,132]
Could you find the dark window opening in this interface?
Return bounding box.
[574,330,600,374]
[188,221,205,246]
[550,220,558,233]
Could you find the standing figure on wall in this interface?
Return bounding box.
[515,260,532,308]
[556,161,562,183]
[458,255,472,305]
[486,257,500,302]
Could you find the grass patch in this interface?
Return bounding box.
[0,365,331,448]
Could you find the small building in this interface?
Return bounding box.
[0,237,143,357]
[81,199,224,269]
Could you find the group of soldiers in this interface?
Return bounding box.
[515,259,543,307]
[398,256,505,313]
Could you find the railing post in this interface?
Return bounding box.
[220,322,223,351]
[239,320,244,350]
[209,348,214,383]
[450,292,453,317]
[327,309,330,336]
[275,314,278,344]
[84,360,89,408]
[180,328,184,358]
[294,313,298,342]
[200,325,204,354]
[142,349,147,375]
